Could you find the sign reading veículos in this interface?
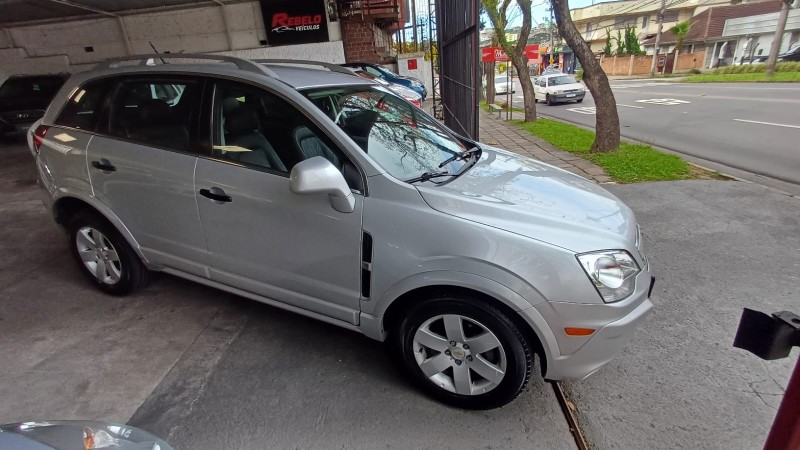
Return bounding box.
[260,0,329,46]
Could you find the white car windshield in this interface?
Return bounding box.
[548,75,577,86]
[303,86,470,182]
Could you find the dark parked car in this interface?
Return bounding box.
[779,45,800,62]
[342,62,427,100]
[0,74,68,139]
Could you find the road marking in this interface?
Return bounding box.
[567,106,596,115]
[636,98,691,105]
[733,119,800,129]
[617,104,644,109]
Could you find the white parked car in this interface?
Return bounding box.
[493,75,515,94]
[534,73,586,106]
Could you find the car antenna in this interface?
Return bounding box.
[149,41,167,64]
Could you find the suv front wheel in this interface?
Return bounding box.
[68,211,149,295]
[395,294,533,409]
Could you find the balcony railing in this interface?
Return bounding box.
[338,0,401,22]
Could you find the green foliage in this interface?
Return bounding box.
[615,29,625,55]
[575,69,584,80]
[624,25,643,55]
[603,28,613,55]
[684,72,800,83]
[670,20,693,52]
[711,61,800,74]
[514,119,694,182]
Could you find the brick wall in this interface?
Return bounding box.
[674,51,705,71]
[341,18,390,64]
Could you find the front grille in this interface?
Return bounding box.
[1,110,44,124]
[564,89,581,93]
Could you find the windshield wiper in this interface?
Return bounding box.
[405,171,454,184]
[438,146,481,168]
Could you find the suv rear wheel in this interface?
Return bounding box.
[395,294,532,409]
[68,211,149,295]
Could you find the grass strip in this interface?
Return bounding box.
[514,118,694,183]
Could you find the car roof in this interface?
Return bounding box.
[73,60,374,91]
[541,73,571,78]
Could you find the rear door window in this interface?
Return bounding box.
[54,80,112,131]
[106,77,201,152]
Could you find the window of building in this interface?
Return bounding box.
[614,17,637,29]
[642,15,649,28]
[585,22,598,34]
[662,11,679,23]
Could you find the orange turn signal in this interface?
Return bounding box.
[564,327,596,336]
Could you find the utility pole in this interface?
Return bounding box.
[649,0,667,77]
[411,0,418,52]
[549,6,555,64]
[765,0,791,78]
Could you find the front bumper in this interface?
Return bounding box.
[551,92,585,102]
[524,272,655,380]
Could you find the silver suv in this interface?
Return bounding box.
[31,54,654,409]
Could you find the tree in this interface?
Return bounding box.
[625,25,643,55]
[602,28,613,55]
[670,20,693,55]
[484,0,537,122]
[550,0,620,152]
[614,29,626,55]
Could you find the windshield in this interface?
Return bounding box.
[303,86,470,182]
[376,66,400,78]
[0,76,63,99]
[548,75,577,86]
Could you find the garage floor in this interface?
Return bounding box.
[0,139,576,448]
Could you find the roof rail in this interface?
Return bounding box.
[252,59,356,76]
[94,53,279,78]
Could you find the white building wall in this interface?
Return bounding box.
[724,10,800,63]
[0,1,345,78]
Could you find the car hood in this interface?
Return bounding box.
[416,147,637,253]
[388,84,421,100]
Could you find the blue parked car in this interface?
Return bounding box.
[342,62,427,100]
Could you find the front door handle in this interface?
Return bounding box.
[91,159,116,172]
[199,187,232,203]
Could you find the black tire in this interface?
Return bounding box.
[68,210,149,296]
[577,98,584,103]
[534,97,538,104]
[546,94,553,106]
[394,294,533,409]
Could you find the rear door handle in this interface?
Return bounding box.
[199,187,232,203]
[91,159,116,172]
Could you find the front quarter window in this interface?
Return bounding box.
[303,86,470,182]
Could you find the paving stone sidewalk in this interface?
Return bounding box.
[477,109,611,183]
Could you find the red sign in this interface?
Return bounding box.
[481,45,539,62]
[407,59,418,70]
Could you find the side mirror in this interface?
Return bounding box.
[289,157,355,213]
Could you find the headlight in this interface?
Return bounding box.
[553,90,563,94]
[577,250,640,303]
[411,80,422,87]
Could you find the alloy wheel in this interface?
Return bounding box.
[412,314,507,396]
[75,227,122,285]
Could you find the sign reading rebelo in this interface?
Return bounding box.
[260,0,329,46]
[481,45,539,62]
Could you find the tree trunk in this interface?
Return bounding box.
[511,54,536,121]
[484,0,536,121]
[486,61,496,104]
[551,0,620,152]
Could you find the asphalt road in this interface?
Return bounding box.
[2,137,797,449]
[509,80,800,191]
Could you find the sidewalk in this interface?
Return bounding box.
[477,108,611,183]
